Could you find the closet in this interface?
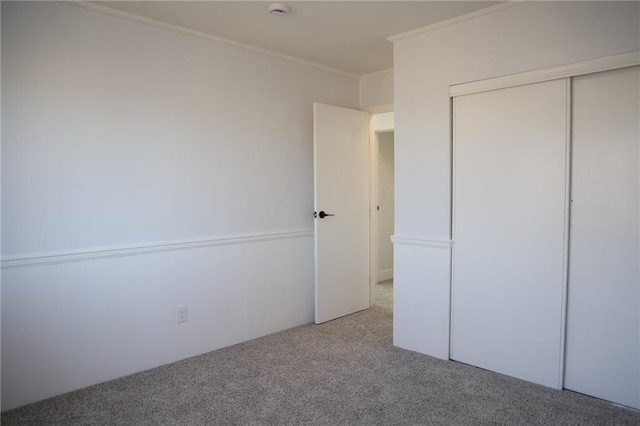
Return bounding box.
[564,66,639,408]
[451,78,568,389]
[450,54,639,410]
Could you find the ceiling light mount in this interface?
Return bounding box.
[268,3,289,17]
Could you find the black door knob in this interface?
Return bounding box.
[318,211,334,219]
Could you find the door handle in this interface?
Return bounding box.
[314,211,335,219]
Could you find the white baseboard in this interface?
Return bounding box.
[378,268,393,282]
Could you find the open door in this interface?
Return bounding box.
[313,102,370,324]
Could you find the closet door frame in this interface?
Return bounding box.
[450,51,639,98]
[449,50,640,389]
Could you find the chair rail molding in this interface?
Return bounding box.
[2,229,313,269]
[391,235,453,249]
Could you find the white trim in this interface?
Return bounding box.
[1,229,313,269]
[449,95,458,360]
[362,103,394,114]
[360,68,393,80]
[369,113,379,304]
[450,51,640,97]
[369,113,394,304]
[388,1,529,42]
[557,78,573,390]
[391,235,452,249]
[61,1,359,80]
[378,268,393,282]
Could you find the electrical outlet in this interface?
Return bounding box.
[176,304,188,324]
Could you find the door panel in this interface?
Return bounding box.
[451,79,568,388]
[313,103,370,324]
[565,66,640,409]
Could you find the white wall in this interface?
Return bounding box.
[1,1,359,410]
[360,69,393,111]
[392,1,640,358]
[377,132,394,281]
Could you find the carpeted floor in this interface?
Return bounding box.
[3,280,639,425]
[373,279,393,310]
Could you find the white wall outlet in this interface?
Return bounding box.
[176,304,188,324]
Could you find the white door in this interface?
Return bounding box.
[313,102,370,324]
[451,79,569,388]
[564,66,640,409]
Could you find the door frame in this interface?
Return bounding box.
[313,103,371,323]
[363,103,394,306]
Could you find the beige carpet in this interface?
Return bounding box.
[3,280,639,425]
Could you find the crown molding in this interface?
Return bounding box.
[60,1,360,79]
[362,103,394,114]
[360,68,393,80]
[2,229,313,269]
[388,1,530,42]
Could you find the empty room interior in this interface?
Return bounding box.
[2,1,639,424]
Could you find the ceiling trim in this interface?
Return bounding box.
[388,0,530,42]
[362,103,394,114]
[360,68,393,80]
[61,1,361,79]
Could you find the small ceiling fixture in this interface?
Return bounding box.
[268,3,289,16]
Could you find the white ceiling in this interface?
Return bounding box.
[90,1,501,77]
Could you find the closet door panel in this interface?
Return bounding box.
[452,79,568,388]
[565,66,639,409]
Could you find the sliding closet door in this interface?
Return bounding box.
[565,66,639,409]
[452,79,568,388]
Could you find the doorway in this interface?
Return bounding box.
[313,104,393,322]
[373,112,394,310]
